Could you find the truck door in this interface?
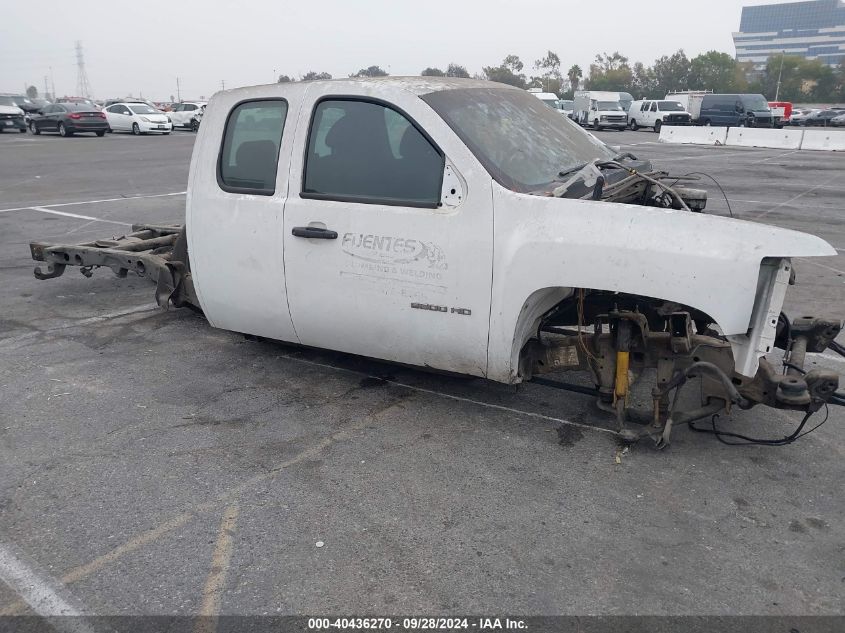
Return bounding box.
[282,92,494,377]
[186,94,301,343]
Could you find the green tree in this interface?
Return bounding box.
[587,52,633,92]
[421,67,445,77]
[836,59,845,101]
[754,55,837,101]
[651,50,690,95]
[26,85,38,99]
[567,65,583,94]
[630,62,656,97]
[277,75,294,83]
[483,54,527,88]
[351,65,389,78]
[533,50,562,93]
[446,63,470,78]
[688,51,743,93]
[301,71,332,81]
[503,55,524,73]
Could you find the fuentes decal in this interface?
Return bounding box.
[341,233,447,270]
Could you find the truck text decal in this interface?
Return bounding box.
[341,233,447,270]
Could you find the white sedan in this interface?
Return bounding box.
[104,102,172,135]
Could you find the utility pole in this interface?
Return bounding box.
[176,76,181,101]
[44,76,49,100]
[50,67,56,100]
[221,79,226,90]
[774,51,785,101]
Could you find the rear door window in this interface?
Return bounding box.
[218,99,288,195]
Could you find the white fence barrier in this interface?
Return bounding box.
[726,127,804,150]
[659,126,728,145]
[800,130,845,151]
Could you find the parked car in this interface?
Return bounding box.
[104,102,172,135]
[558,99,574,118]
[628,100,692,132]
[0,94,39,116]
[787,109,816,126]
[803,109,842,127]
[831,112,845,127]
[29,103,108,137]
[0,104,27,133]
[695,94,773,127]
[168,101,206,131]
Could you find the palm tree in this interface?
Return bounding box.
[567,65,583,93]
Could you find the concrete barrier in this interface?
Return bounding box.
[800,130,845,151]
[726,127,804,150]
[659,126,728,145]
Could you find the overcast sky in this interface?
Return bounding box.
[1,0,782,101]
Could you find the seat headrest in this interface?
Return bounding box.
[234,140,277,188]
[399,126,437,161]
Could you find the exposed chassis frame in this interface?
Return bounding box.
[30,224,198,310]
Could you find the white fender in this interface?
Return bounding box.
[487,183,836,383]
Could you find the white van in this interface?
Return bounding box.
[627,100,693,132]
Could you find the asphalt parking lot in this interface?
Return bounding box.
[1,127,844,620]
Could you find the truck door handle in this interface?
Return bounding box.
[291,226,338,240]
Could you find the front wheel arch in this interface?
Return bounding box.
[506,287,722,384]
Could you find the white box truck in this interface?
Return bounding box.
[665,91,711,123]
[573,91,629,130]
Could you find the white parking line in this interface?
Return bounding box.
[0,190,186,214]
[28,206,132,226]
[0,541,98,632]
[796,257,845,276]
[754,173,842,220]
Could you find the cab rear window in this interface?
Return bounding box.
[218,100,288,195]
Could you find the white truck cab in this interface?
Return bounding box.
[628,99,693,132]
[30,78,842,442]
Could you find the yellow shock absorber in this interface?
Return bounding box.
[614,350,630,402]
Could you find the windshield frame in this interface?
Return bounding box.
[422,87,615,193]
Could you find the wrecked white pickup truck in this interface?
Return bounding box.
[30,78,843,446]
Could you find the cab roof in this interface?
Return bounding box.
[223,76,516,99]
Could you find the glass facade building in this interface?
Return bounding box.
[733,0,845,68]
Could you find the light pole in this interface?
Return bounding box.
[774,51,785,101]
